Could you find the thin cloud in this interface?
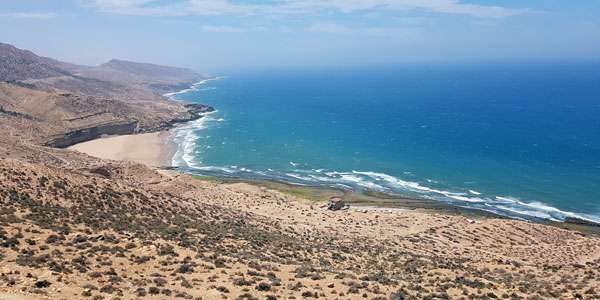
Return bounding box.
[279,26,294,33]
[89,0,188,16]
[202,25,245,33]
[308,23,349,34]
[308,23,422,37]
[3,12,57,19]
[253,26,269,32]
[87,0,532,19]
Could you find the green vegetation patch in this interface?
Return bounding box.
[189,175,221,182]
[262,184,326,202]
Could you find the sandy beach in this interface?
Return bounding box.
[67,131,175,167]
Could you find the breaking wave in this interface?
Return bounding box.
[170,111,218,169]
[166,74,600,225]
[163,77,224,99]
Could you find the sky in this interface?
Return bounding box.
[1,0,599,72]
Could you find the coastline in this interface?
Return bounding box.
[64,76,600,231]
[63,126,506,221]
[189,176,600,235]
[162,76,224,98]
[66,128,600,234]
[64,130,505,222]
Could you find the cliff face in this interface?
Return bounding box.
[41,103,214,148]
[42,122,139,148]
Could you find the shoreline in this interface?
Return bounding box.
[66,129,600,234]
[189,175,600,235]
[63,126,505,221]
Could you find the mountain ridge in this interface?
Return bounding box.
[0,42,207,100]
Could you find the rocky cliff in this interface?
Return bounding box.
[42,103,214,148]
[0,82,212,148]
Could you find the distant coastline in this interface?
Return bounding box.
[163,76,224,99]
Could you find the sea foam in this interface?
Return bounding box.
[163,76,224,99]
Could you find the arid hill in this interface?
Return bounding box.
[1,135,599,300]
[77,59,203,94]
[0,43,71,81]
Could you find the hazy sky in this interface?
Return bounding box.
[1,0,599,72]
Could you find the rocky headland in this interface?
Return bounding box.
[0,43,214,148]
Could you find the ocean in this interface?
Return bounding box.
[168,62,600,223]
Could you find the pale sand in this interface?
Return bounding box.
[0,294,36,300]
[67,132,175,167]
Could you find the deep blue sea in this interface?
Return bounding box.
[168,62,600,223]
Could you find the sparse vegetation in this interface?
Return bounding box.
[0,125,597,300]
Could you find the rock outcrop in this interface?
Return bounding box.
[42,121,138,148]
